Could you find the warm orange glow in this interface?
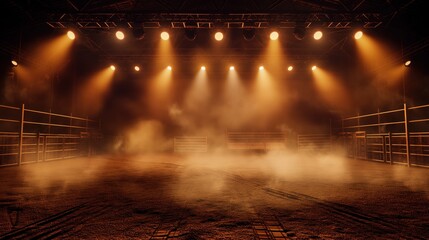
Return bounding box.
[110,65,116,71]
[11,60,18,66]
[17,34,74,89]
[67,30,75,40]
[167,66,172,71]
[313,31,323,40]
[201,66,206,71]
[374,63,407,86]
[220,65,250,128]
[155,31,175,71]
[355,34,400,74]
[147,67,173,116]
[161,31,169,40]
[229,66,235,71]
[184,65,210,116]
[252,66,283,127]
[312,67,351,111]
[259,66,264,71]
[270,31,279,40]
[312,65,317,71]
[354,31,363,40]
[263,30,285,74]
[77,67,115,114]
[116,30,125,40]
[287,66,293,71]
[215,32,223,41]
[134,66,140,71]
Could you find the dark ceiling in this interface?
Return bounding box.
[0,0,428,133]
[1,0,427,65]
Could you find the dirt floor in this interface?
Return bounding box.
[0,150,428,239]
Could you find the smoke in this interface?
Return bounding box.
[112,120,172,154]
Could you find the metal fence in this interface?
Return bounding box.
[0,104,102,167]
[174,136,208,153]
[297,134,332,152]
[340,103,429,167]
[225,131,287,151]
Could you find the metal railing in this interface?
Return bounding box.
[0,104,101,167]
[297,134,332,152]
[340,103,429,167]
[225,131,287,151]
[174,136,208,153]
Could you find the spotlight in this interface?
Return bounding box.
[354,31,363,40]
[229,66,235,71]
[311,65,317,71]
[185,28,197,41]
[116,30,125,40]
[67,30,75,40]
[259,66,264,71]
[201,66,206,71]
[161,31,169,40]
[293,24,306,40]
[404,60,411,67]
[11,60,18,66]
[270,31,279,40]
[287,66,293,71]
[215,32,224,41]
[167,66,172,71]
[134,66,140,71]
[313,30,323,40]
[132,27,145,40]
[110,65,116,71]
[243,28,256,41]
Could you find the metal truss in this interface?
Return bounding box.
[45,12,383,30]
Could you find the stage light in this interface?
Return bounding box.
[312,65,317,71]
[11,60,18,66]
[288,66,293,71]
[132,27,145,40]
[313,30,323,40]
[185,28,197,41]
[293,24,306,40]
[167,66,172,71]
[134,66,140,71]
[354,30,363,40]
[161,31,170,40]
[110,65,116,71]
[116,30,125,40]
[243,28,256,41]
[201,66,206,71]
[229,66,235,71]
[67,30,75,40]
[215,32,223,41]
[259,66,264,71]
[270,31,279,40]
[405,60,411,67]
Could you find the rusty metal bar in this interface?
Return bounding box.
[18,104,25,166]
[403,103,411,167]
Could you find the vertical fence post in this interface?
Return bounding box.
[382,135,386,163]
[377,108,381,133]
[403,103,411,167]
[388,132,393,164]
[36,132,40,162]
[18,104,25,166]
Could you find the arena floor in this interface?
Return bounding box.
[1,151,428,239]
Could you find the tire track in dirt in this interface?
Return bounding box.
[224,170,425,239]
[0,200,111,240]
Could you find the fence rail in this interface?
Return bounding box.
[340,103,429,167]
[0,104,101,167]
[225,131,287,151]
[174,136,208,153]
